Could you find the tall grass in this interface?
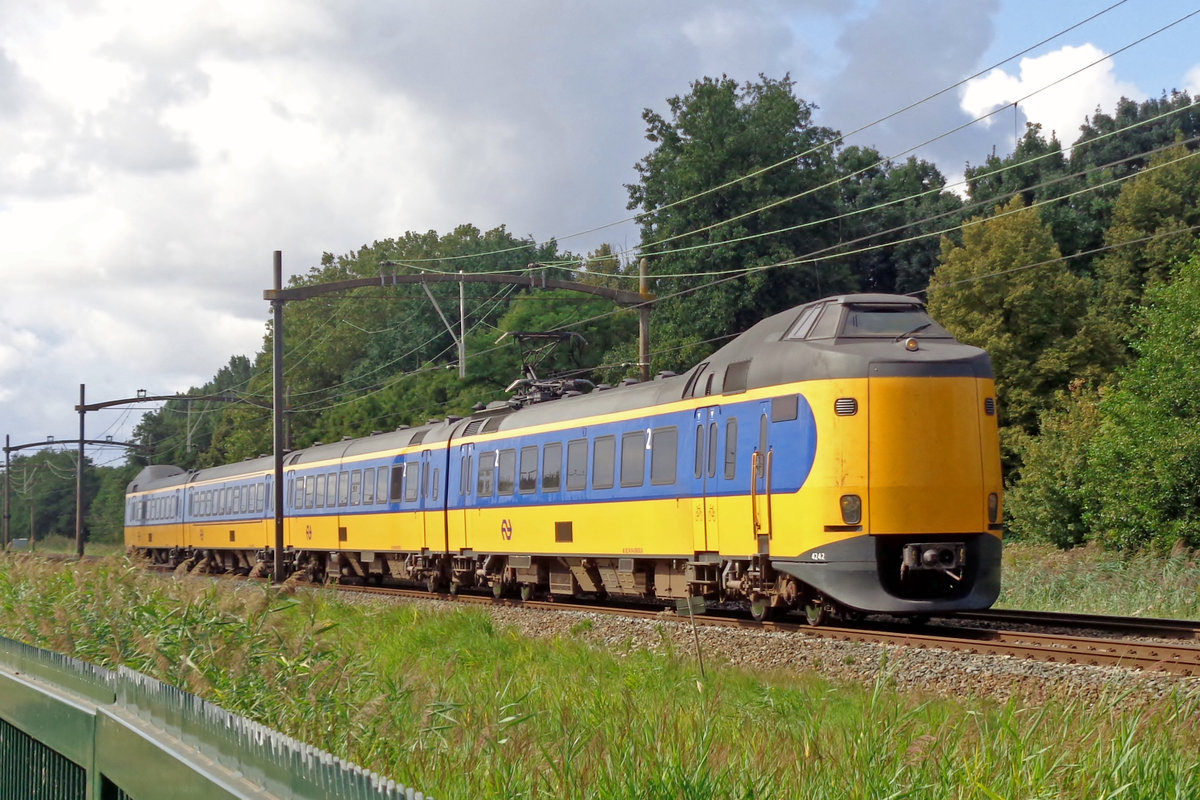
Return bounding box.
[998,542,1200,619]
[1,553,1198,798]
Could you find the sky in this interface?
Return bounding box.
[2,0,1198,465]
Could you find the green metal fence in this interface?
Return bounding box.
[0,636,429,800]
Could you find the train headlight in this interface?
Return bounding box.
[839,494,862,525]
[988,493,1000,524]
[904,337,919,352]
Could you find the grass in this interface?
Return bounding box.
[997,541,1200,619]
[0,548,1198,798]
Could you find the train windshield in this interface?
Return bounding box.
[840,304,951,338]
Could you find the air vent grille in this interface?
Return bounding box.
[985,397,996,416]
[835,398,858,416]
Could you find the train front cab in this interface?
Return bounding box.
[772,362,1003,617]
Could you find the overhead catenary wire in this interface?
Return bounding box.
[110,4,1199,461]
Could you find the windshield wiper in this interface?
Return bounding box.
[893,322,931,342]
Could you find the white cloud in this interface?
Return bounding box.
[1185,65,1200,97]
[960,44,1144,147]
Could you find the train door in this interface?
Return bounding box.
[691,406,722,552]
[448,443,473,552]
[752,404,773,556]
[418,449,441,550]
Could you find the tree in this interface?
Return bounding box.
[1093,143,1200,347]
[834,146,962,293]
[188,225,564,461]
[86,463,141,543]
[927,197,1096,469]
[626,75,854,373]
[4,450,100,542]
[1003,381,1101,548]
[1084,251,1200,551]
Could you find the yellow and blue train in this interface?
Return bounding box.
[126,293,1003,623]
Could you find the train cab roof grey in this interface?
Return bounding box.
[126,464,187,493]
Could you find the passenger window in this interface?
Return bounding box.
[363,470,374,504]
[315,474,326,508]
[350,470,362,506]
[694,424,704,479]
[405,463,420,502]
[390,465,404,502]
[292,478,302,510]
[651,427,678,486]
[620,431,646,488]
[542,442,562,492]
[519,446,539,493]
[477,451,496,496]
[431,468,440,500]
[498,449,516,496]
[338,472,350,506]
[305,477,315,509]
[377,467,389,504]
[593,436,615,490]
[566,439,587,490]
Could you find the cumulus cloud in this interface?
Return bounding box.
[960,44,1144,149]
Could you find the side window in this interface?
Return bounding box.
[405,463,420,502]
[477,451,496,497]
[338,472,350,506]
[592,435,615,490]
[377,467,389,504]
[758,413,769,478]
[620,431,646,488]
[459,454,470,496]
[292,477,303,510]
[542,442,562,492]
[694,424,704,479]
[350,470,362,506]
[651,426,678,486]
[566,439,587,491]
[257,483,265,512]
[519,446,539,493]
[315,474,326,508]
[305,478,315,509]
[390,465,404,502]
[708,422,718,479]
[724,418,738,480]
[431,468,440,501]
[497,449,516,496]
[362,469,374,504]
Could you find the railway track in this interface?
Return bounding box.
[337,584,1200,677]
[945,607,1200,641]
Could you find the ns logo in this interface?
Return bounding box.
[500,519,513,540]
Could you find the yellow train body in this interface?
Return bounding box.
[127,294,1003,620]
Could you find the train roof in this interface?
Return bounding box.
[127,293,989,492]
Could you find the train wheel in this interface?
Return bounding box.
[804,602,829,627]
[519,584,533,601]
[426,574,440,594]
[750,596,773,622]
[493,582,504,599]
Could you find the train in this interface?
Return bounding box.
[125,292,1003,625]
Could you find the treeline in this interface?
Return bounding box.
[54,76,1200,550]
